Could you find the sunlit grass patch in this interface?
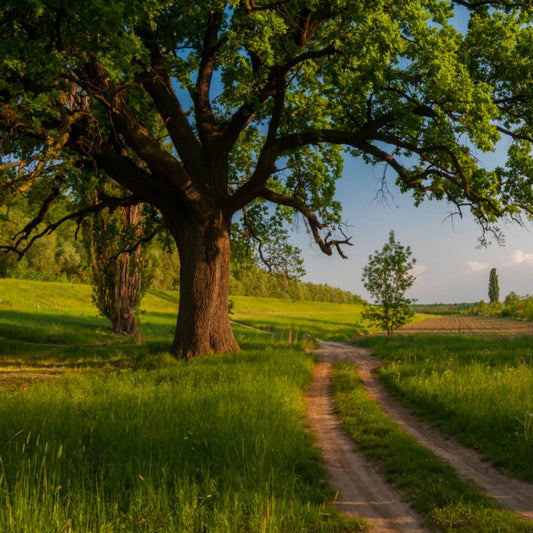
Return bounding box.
[231,296,372,340]
[358,335,533,482]
[0,278,365,531]
[332,361,533,532]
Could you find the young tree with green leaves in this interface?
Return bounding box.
[1,1,533,358]
[362,231,416,336]
[488,267,500,304]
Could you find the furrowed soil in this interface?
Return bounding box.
[307,339,533,532]
[396,315,533,336]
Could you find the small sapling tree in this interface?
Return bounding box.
[362,231,416,336]
[488,267,500,304]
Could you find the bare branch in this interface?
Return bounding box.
[14,177,63,243]
[1,194,142,259]
[260,187,352,257]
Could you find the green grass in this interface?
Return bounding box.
[357,335,533,482]
[332,361,533,532]
[0,279,364,532]
[2,278,532,531]
[231,296,372,340]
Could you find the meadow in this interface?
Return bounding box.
[1,278,533,531]
[0,279,363,532]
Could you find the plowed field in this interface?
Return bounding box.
[398,315,533,336]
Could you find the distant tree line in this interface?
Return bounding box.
[413,303,477,315]
[0,202,362,306]
[229,266,362,304]
[470,292,533,322]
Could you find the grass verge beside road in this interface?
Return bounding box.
[358,335,533,482]
[332,361,533,532]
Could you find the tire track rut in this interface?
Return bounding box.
[307,340,533,529]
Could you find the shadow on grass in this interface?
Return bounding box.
[0,309,118,344]
[234,315,364,341]
[0,308,177,368]
[146,289,179,305]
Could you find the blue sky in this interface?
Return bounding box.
[291,153,533,304]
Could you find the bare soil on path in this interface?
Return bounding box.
[307,340,533,531]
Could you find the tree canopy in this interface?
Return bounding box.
[1,0,532,357]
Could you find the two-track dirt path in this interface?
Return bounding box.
[306,340,533,532]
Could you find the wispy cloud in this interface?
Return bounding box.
[510,250,533,265]
[467,260,489,272]
[411,265,427,278]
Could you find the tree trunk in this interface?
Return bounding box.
[109,251,140,336]
[169,212,240,360]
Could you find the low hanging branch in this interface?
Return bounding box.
[0,194,142,259]
[260,187,353,258]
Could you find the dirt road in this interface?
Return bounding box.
[306,341,533,531]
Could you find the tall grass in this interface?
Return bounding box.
[0,279,363,532]
[358,335,533,481]
[0,342,364,532]
[332,362,533,532]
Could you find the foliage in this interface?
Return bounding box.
[469,291,533,321]
[361,231,416,336]
[488,267,500,304]
[413,302,476,315]
[230,264,362,304]
[83,201,154,335]
[332,361,532,532]
[1,1,533,356]
[500,292,533,321]
[0,202,87,282]
[358,335,533,483]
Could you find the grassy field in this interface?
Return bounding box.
[2,279,533,531]
[332,362,533,532]
[0,279,364,532]
[231,295,432,341]
[231,295,370,340]
[358,335,533,483]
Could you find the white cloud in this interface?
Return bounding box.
[510,250,533,266]
[411,265,427,278]
[467,260,489,272]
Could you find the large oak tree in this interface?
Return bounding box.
[1,0,532,358]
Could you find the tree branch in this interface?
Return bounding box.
[141,62,206,177]
[75,56,197,200]
[194,9,225,145]
[260,187,352,257]
[1,195,141,259]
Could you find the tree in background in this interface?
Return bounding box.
[83,195,154,336]
[1,2,533,358]
[0,193,86,281]
[488,267,500,304]
[362,231,416,336]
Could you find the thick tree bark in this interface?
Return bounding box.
[168,211,240,360]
